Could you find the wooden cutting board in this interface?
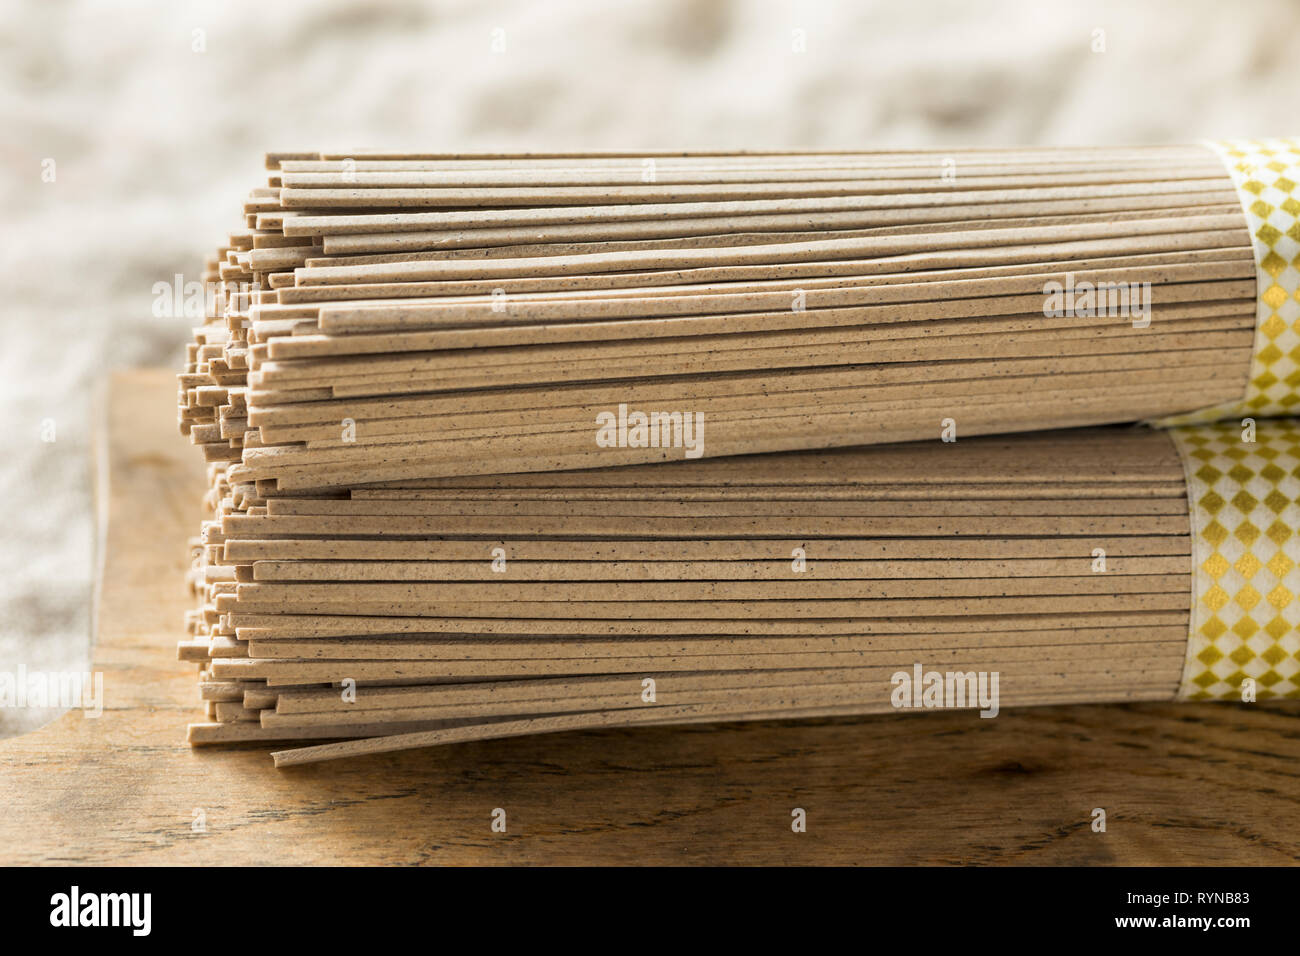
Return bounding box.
[0,369,1294,865]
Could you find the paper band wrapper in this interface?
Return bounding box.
[1168,419,1300,699]
[1155,140,1300,699]
[1163,138,1300,424]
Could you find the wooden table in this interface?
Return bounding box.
[1,369,1295,865]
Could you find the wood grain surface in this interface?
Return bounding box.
[0,369,1295,865]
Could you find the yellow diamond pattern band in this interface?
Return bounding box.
[1162,138,1300,425]
[1167,419,1300,699]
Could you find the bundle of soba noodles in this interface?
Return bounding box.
[182,421,1300,766]
[177,140,1300,765]
[178,141,1300,490]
